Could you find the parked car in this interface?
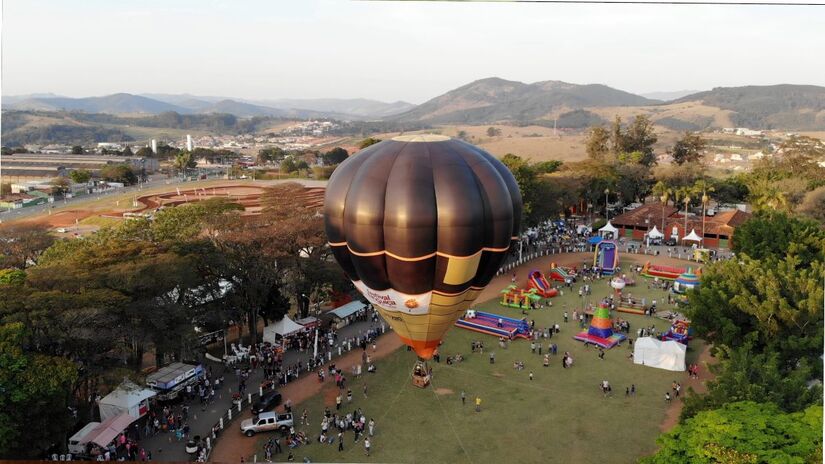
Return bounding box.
[240,412,293,437]
[251,390,282,415]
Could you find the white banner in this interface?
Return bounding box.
[353,281,431,315]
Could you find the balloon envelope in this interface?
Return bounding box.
[324,135,522,359]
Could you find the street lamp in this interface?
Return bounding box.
[604,188,610,221]
[660,193,668,233]
[701,191,709,247]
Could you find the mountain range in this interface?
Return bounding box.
[1,93,415,120]
[4,80,825,130]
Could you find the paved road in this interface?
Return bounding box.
[141,317,386,462]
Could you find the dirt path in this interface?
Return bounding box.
[659,342,716,432]
[209,334,404,462]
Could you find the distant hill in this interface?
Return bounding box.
[260,98,415,118]
[8,93,186,114]
[392,77,658,124]
[3,92,413,120]
[641,90,701,101]
[674,85,825,130]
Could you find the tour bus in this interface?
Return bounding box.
[146,362,205,401]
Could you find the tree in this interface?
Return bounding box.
[669,131,706,165]
[321,147,348,165]
[99,164,138,185]
[258,147,287,164]
[623,115,658,166]
[610,116,625,157]
[135,146,154,158]
[358,137,382,149]
[0,322,78,458]
[173,152,196,174]
[586,126,610,161]
[280,158,297,173]
[712,176,749,204]
[0,183,10,197]
[456,130,468,141]
[486,127,502,137]
[69,169,92,184]
[651,181,672,204]
[797,186,825,222]
[731,211,825,267]
[680,343,820,420]
[71,145,83,154]
[643,402,822,464]
[0,224,55,269]
[122,146,133,157]
[50,177,70,196]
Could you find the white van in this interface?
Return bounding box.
[68,421,100,455]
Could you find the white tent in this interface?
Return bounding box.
[598,221,619,239]
[647,226,664,239]
[263,316,305,343]
[682,228,702,242]
[633,337,686,371]
[98,380,156,422]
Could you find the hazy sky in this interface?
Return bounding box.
[2,0,824,103]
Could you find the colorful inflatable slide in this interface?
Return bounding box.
[640,262,701,281]
[455,311,531,339]
[593,240,619,275]
[548,263,577,283]
[527,270,559,298]
[573,303,626,349]
[500,285,542,309]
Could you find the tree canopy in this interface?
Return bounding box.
[643,401,822,464]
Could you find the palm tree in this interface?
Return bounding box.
[652,181,671,205]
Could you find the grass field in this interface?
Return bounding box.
[254,255,702,463]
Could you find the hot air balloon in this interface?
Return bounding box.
[324,134,522,386]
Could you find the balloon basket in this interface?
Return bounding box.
[412,360,431,388]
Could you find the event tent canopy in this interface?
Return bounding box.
[682,229,702,242]
[633,337,686,371]
[330,300,367,319]
[263,316,305,343]
[86,413,135,447]
[647,226,664,239]
[587,236,603,245]
[98,380,156,422]
[598,221,619,238]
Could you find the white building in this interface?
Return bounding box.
[186,134,193,151]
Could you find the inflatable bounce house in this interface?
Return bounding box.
[548,263,577,283]
[573,302,627,349]
[640,261,700,281]
[661,319,692,345]
[673,268,701,293]
[455,310,531,339]
[527,270,559,298]
[593,240,619,275]
[499,285,542,309]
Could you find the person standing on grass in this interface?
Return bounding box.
[338,431,344,451]
[336,394,342,410]
[364,437,371,456]
[369,418,375,436]
[475,396,482,412]
[461,390,466,405]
